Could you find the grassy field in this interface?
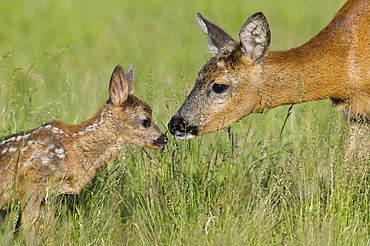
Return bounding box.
[2,0,370,245]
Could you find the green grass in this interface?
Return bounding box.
[2,0,370,245]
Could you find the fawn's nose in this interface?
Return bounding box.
[168,115,187,135]
[153,134,168,148]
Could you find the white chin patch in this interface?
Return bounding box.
[174,133,196,141]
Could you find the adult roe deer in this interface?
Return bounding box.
[0,64,167,231]
[168,0,370,156]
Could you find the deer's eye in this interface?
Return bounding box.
[212,83,228,93]
[141,118,151,128]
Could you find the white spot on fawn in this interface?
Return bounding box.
[72,111,107,137]
[9,147,18,152]
[1,136,16,144]
[21,147,29,153]
[49,165,57,171]
[41,156,50,165]
[1,148,8,154]
[86,125,95,132]
[55,148,65,159]
[52,127,66,135]
[1,131,33,146]
[23,144,56,167]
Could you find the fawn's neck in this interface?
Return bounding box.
[62,105,126,171]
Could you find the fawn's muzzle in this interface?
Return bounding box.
[153,134,168,148]
[168,115,199,140]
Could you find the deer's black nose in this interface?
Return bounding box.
[168,115,187,135]
[168,115,199,138]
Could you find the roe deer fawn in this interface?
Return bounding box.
[168,0,370,158]
[0,64,167,231]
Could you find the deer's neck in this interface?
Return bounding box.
[258,46,349,111]
[257,13,354,112]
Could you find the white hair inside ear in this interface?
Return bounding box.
[196,13,237,56]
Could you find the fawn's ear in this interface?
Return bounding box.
[125,64,134,93]
[109,65,129,105]
[239,12,270,63]
[196,13,237,55]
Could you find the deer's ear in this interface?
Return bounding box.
[239,12,270,63]
[109,65,129,105]
[196,13,237,55]
[125,64,134,93]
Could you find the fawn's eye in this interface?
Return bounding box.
[141,118,151,128]
[212,83,228,93]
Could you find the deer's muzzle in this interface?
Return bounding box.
[168,115,199,140]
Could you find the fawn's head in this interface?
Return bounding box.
[108,65,167,148]
[169,12,270,140]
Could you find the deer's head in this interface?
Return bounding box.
[169,12,270,140]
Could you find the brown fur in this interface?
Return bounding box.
[0,65,167,231]
[169,0,370,154]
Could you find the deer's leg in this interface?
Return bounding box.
[20,192,52,235]
[21,197,42,230]
[346,118,370,166]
